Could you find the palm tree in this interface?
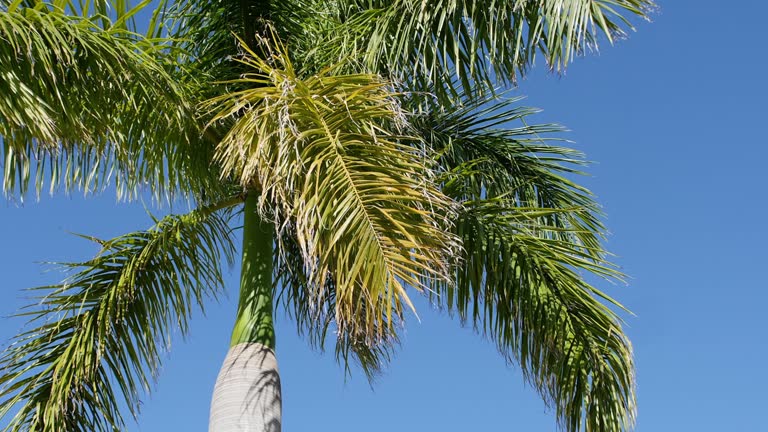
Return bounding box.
[0,0,656,431]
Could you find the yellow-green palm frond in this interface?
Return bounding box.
[276,227,398,381]
[205,35,459,347]
[0,202,236,432]
[0,4,214,201]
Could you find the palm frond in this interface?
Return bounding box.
[410,93,634,430]
[205,34,459,348]
[412,92,605,260]
[168,0,317,84]
[0,4,214,201]
[434,198,633,431]
[0,202,236,432]
[310,0,656,98]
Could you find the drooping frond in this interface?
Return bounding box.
[409,93,634,430]
[309,0,656,98]
[205,35,458,348]
[0,202,237,432]
[438,199,633,432]
[0,4,214,201]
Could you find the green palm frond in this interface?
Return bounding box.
[436,199,633,431]
[409,93,633,430]
[0,202,236,432]
[412,92,604,259]
[310,0,655,98]
[169,0,316,85]
[205,35,458,346]
[0,4,214,201]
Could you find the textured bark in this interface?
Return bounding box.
[209,343,282,432]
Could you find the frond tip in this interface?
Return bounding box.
[0,206,235,432]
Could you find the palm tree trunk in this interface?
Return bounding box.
[209,194,281,432]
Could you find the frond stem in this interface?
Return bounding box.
[202,194,246,215]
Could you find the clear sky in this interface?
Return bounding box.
[1,1,766,431]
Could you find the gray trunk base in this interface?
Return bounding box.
[209,343,282,432]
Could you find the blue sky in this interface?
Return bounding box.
[2,1,767,431]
